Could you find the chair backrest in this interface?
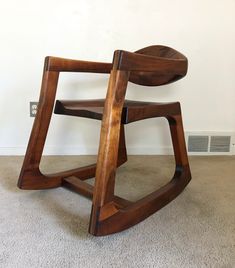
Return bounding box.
[121,45,188,86]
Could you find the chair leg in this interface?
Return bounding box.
[89,69,130,235]
[89,104,191,236]
[167,112,191,176]
[117,124,128,165]
[18,69,62,189]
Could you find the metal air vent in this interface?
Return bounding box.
[188,136,209,152]
[210,136,231,152]
[187,132,234,155]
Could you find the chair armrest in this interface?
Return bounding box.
[45,56,112,73]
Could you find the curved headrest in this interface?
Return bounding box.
[128,45,188,86]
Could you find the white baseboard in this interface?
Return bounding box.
[0,145,173,156]
[0,145,234,156]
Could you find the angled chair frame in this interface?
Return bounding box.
[18,46,191,236]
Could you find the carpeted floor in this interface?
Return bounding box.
[0,156,234,268]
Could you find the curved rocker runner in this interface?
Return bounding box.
[18,45,192,236]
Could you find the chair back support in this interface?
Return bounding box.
[117,45,188,86]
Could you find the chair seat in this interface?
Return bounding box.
[54,99,180,124]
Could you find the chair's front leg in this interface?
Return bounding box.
[18,60,61,189]
[89,69,130,235]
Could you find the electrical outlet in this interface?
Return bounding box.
[30,102,38,117]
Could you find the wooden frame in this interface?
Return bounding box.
[18,46,191,236]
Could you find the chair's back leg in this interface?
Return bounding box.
[167,111,191,178]
[117,124,128,166]
[89,69,129,235]
[18,63,60,189]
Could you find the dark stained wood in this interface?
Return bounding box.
[62,177,132,208]
[126,45,187,86]
[18,67,61,189]
[46,56,112,73]
[18,45,191,236]
[93,165,191,235]
[54,99,181,124]
[54,100,104,121]
[63,176,94,198]
[89,69,130,234]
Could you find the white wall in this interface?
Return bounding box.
[1,0,235,155]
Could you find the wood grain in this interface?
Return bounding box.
[18,45,191,236]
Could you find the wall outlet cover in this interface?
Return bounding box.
[30,102,38,117]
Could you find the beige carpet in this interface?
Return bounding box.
[0,156,234,268]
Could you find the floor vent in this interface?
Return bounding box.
[210,136,231,152]
[188,136,209,152]
[187,133,234,155]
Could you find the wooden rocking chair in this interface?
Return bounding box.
[18,45,191,236]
